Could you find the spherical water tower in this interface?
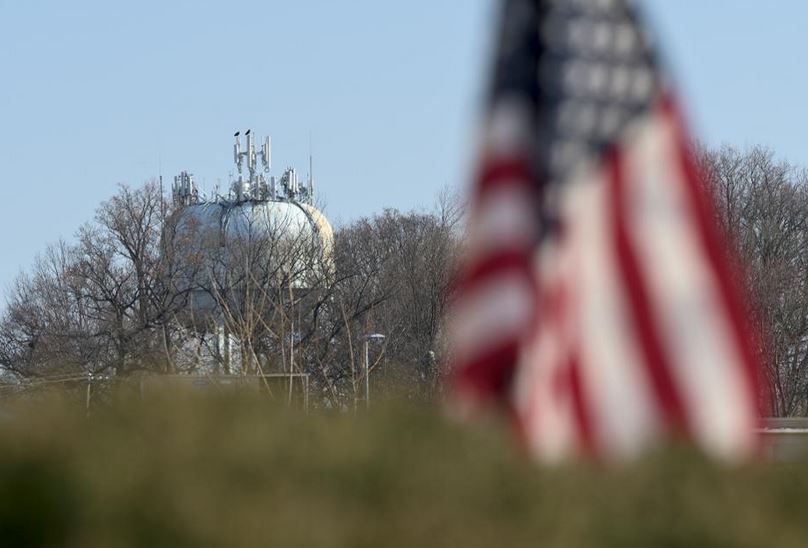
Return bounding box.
[168,131,334,372]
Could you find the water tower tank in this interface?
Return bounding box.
[167,133,334,327]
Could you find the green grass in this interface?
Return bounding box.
[0,391,806,547]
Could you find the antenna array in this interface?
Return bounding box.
[172,130,314,206]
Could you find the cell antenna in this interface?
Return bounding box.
[234,132,243,173]
[261,136,271,172]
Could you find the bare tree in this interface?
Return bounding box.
[0,179,466,410]
[1,181,193,378]
[702,146,808,415]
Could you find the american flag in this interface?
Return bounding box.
[448,0,765,461]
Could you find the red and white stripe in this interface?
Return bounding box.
[510,95,763,462]
[448,97,540,412]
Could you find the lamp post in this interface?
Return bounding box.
[363,333,385,410]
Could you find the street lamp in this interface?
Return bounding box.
[363,333,385,409]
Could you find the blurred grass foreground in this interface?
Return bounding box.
[1,388,808,547]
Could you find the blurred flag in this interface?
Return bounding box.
[448,0,765,461]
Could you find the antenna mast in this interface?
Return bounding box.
[158,150,166,221]
[308,134,314,203]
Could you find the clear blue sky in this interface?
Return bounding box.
[1,1,806,294]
